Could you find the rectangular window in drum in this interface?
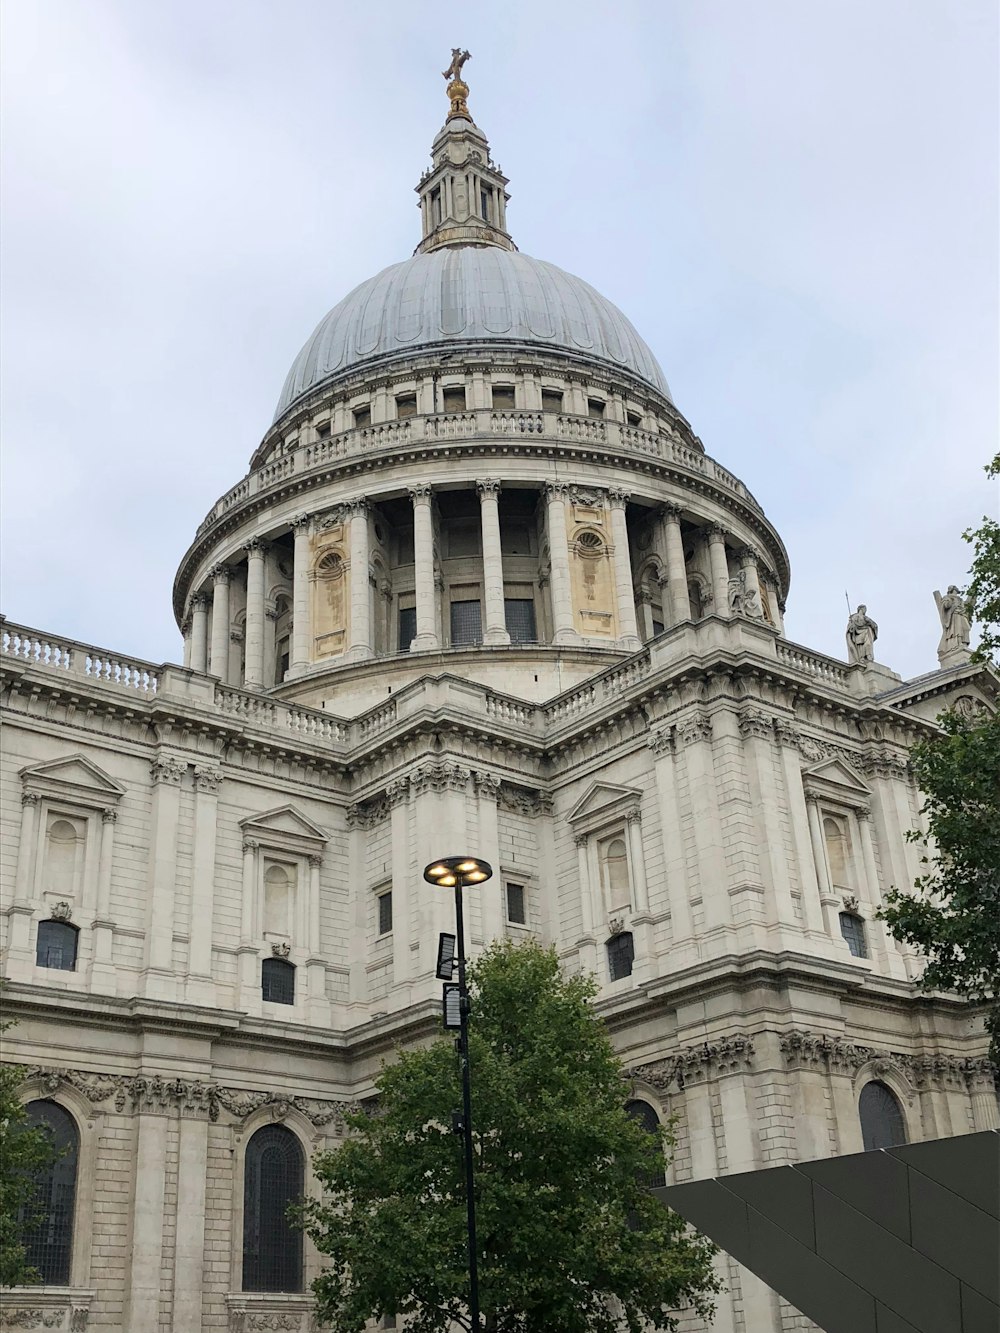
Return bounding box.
[450,600,482,646]
[398,606,417,651]
[442,386,467,413]
[504,598,537,643]
[506,882,526,925]
[378,890,393,936]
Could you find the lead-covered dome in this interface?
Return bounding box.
[274,247,672,421]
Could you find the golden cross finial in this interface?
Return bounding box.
[442,48,472,118]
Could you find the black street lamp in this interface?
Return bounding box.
[423,855,492,1333]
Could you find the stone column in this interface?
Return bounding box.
[677,713,731,932]
[968,1062,1000,1130]
[243,539,267,687]
[473,773,504,943]
[208,565,231,680]
[806,795,836,934]
[544,482,576,644]
[648,732,695,958]
[306,853,329,1023]
[189,594,209,672]
[387,779,412,988]
[144,755,184,1000]
[608,488,642,649]
[660,503,691,623]
[347,498,372,661]
[187,767,221,1006]
[575,834,598,975]
[172,1113,209,1333]
[625,811,649,914]
[291,513,312,674]
[5,793,39,979]
[775,724,827,937]
[181,618,192,668]
[739,710,796,931]
[410,486,439,650]
[707,525,731,617]
[237,838,260,1013]
[91,807,117,990]
[477,480,510,645]
[126,1110,168,1330]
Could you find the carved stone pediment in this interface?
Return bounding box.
[566,781,642,833]
[20,753,126,807]
[239,805,328,851]
[801,757,871,808]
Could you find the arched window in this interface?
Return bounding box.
[839,912,868,959]
[36,919,79,971]
[607,931,635,982]
[243,1125,304,1292]
[859,1081,907,1151]
[823,815,852,890]
[20,1100,79,1284]
[262,957,295,1005]
[600,836,631,910]
[625,1098,665,1188]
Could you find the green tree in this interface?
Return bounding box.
[0,1036,58,1286]
[302,940,720,1333]
[881,455,1000,1067]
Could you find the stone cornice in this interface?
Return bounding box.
[630,1034,755,1092]
[778,1029,997,1092]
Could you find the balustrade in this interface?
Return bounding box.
[1,621,159,693]
[775,641,851,686]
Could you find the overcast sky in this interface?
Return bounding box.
[2,0,997,680]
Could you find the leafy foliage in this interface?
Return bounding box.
[882,463,1000,1067]
[963,452,1000,668]
[0,1032,58,1287]
[302,940,720,1332]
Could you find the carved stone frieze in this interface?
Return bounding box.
[859,746,910,780]
[497,783,550,816]
[346,795,389,829]
[409,760,470,794]
[385,777,410,808]
[25,1066,121,1105]
[630,1035,755,1093]
[778,1030,996,1094]
[50,900,73,923]
[472,770,502,799]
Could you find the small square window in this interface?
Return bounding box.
[587,398,605,420]
[626,410,642,427]
[541,389,564,413]
[491,385,516,410]
[506,882,526,925]
[354,406,371,429]
[396,394,417,419]
[442,386,467,413]
[378,890,393,936]
[316,421,331,438]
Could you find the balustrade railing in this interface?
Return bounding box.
[1,621,160,693]
[213,685,348,743]
[775,641,851,686]
[195,408,762,539]
[484,692,536,726]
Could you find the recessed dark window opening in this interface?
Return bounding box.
[261,957,295,1005]
[36,919,79,971]
[242,1125,304,1292]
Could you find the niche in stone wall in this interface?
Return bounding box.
[44,815,86,900]
[312,533,348,658]
[263,861,297,939]
[569,501,616,638]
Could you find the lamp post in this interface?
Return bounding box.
[423,855,493,1333]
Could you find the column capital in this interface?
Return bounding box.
[658,501,683,522]
[229,628,244,643]
[190,592,211,612]
[573,832,589,848]
[291,511,312,533]
[180,616,192,636]
[208,563,232,585]
[242,838,259,854]
[307,853,323,869]
[193,766,223,795]
[101,807,118,824]
[346,497,369,517]
[476,479,501,501]
[544,480,569,501]
[21,791,40,807]
[607,486,630,509]
[409,484,433,504]
[738,546,759,569]
[707,523,728,542]
[244,537,269,559]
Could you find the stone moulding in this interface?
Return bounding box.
[20,1066,359,1129]
[777,1030,997,1092]
[630,1034,755,1093]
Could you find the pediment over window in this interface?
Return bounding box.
[802,758,870,807]
[240,805,328,850]
[567,782,642,834]
[20,754,126,806]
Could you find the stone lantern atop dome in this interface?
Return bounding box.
[415,50,515,255]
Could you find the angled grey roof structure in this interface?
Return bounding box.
[273,248,673,420]
[656,1130,1000,1333]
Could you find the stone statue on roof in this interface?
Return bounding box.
[846,604,877,664]
[935,585,972,666]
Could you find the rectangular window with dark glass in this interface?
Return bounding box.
[378,891,393,936]
[491,385,515,410]
[652,619,664,636]
[450,600,482,646]
[480,187,490,220]
[442,386,467,413]
[541,389,564,413]
[626,410,642,427]
[354,406,371,428]
[839,912,868,958]
[398,606,416,651]
[504,598,537,643]
[506,882,526,925]
[587,398,606,419]
[607,931,635,981]
[396,394,417,419]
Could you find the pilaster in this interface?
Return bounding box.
[187,766,222,1006]
[143,753,185,1000]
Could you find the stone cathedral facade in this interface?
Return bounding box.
[2,69,997,1333]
